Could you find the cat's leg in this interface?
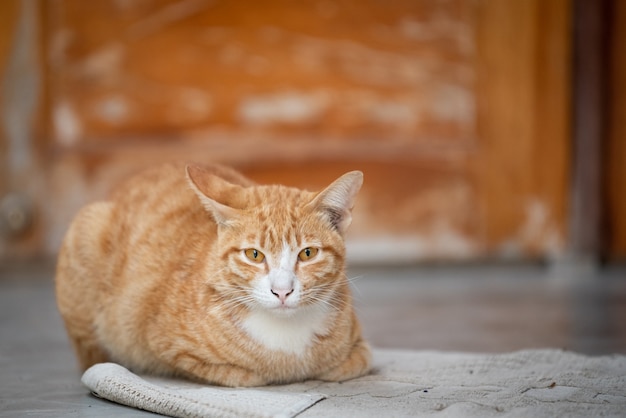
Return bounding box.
[316,339,372,382]
[67,331,110,371]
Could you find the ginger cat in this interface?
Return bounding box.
[56,163,371,387]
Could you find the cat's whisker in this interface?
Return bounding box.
[221,291,256,308]
[346,274,365,285]
[303,291,347,312]
[346,275,366,301]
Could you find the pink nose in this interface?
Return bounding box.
[271,288,294,303]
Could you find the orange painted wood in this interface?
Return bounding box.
[474,0,571,258]
[0,0,21,193]
[3,0,573,261]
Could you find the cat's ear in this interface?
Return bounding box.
[185,164,242,225]
[308,171,363,235]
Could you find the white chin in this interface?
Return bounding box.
[270,305,298,316]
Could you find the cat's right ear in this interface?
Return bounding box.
[308,171,363,235]
[185,164,241,226]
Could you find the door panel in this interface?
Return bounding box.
[608,0,626,260]
[1,0,571,262]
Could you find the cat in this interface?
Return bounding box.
[55,163,371,387]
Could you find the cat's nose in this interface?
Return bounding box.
[271,288,294,303]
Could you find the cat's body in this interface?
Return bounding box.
[56,163,371,387]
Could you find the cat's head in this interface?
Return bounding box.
[186,164,362,316]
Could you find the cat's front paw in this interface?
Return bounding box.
[317,340,372,382]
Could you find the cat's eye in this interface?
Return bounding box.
[298,247,319,262]
[244,248,265,263]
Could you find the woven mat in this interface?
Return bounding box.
[82,349,626,417]
[82,363,324,418]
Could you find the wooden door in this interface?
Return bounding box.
[1,0,573,263]
[608,0,626,261]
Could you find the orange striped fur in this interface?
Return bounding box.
[55,163,371,387]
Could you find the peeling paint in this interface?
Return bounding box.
[399,18,438,41]
[519,199,564,256]
[520,200,550,241]
[429,222,478,258]
[347,227,478,264]
[54,101,82,146]
[365,100,417,125]
[167,88,212,123]
[76,43,124,79]
[239,91,328,125]
[431,83,475,124]
[127,0,214,39]
[336,41,430,87]
[498,199,564,258]
[397,15,474,55]
[92,95,130,125]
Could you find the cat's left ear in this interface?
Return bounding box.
[308,171,363,235]
[185,164,242,225]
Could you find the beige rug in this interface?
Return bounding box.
[82,363,325,418]
[82,349,626,417]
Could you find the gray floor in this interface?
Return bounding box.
[1,261,625,416]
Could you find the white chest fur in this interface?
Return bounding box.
[242,306,331,355]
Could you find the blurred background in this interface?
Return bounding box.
[0,0,625,355]
[1,0,625,265]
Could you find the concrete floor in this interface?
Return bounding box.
[0,261,625,416]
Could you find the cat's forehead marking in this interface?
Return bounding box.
[254,210,303,252]
[276,240,295,270]
[240,185,321,257]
